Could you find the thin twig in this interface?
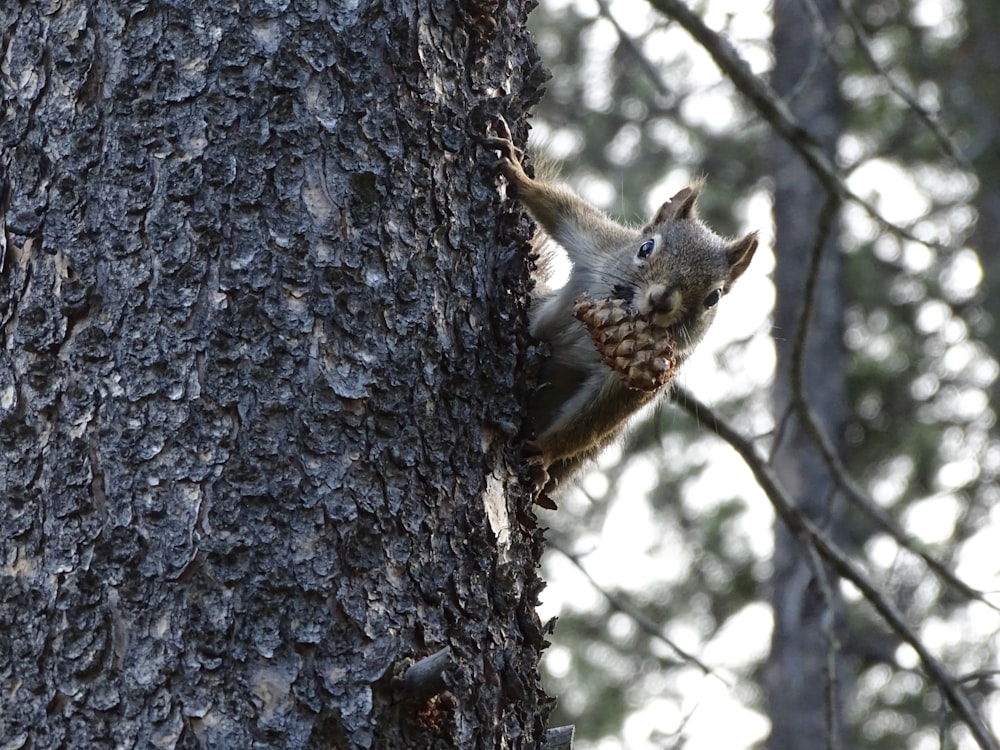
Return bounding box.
[548,539,723,681]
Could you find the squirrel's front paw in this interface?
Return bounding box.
[481,116,530,190]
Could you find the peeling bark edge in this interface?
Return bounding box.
[542,725,575,749]
[400,647,455,701]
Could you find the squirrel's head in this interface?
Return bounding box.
[609,184,758,359]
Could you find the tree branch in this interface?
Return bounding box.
[785,193,998,610]
[646,0,961,252]
[671,387,1000,750]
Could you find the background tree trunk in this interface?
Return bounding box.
[0,2,550,747]
[954,4,1000,409]
[767,0,848,747]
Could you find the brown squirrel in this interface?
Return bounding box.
[485,117,758,497]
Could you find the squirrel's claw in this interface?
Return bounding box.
[492,114,514,141]
[481,115,525,165]
[481,116,531,195]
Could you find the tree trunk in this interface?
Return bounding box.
[0,2,551,748]
[954,4,1000,408]
[766,0,848,747]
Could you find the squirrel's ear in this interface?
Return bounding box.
[647,185,701,229]
[725,231,759,287]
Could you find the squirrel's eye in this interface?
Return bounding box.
[637,239,656,260]
[703,288,723,308]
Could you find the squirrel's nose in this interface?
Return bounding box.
[649,287,676,312]
[642,283,684,326]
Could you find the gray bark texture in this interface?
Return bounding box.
[766,0,848,747]
[0,2,552,748]
[959,4,1000,409]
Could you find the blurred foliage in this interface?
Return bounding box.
[528,1,1000,749]
[527,0,763,231]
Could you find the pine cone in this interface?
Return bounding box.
[572,294,677,392]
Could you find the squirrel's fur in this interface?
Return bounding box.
[485,117,758,496]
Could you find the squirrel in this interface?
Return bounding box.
[485,116,758,499]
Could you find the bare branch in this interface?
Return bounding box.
[671,387,1000,750]
[645,0,961,252]
[647,0,836,178]
[785,191,998,609]
[648,0,993,612]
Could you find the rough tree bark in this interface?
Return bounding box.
[766,0,848,747]
[1,2,551,748]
